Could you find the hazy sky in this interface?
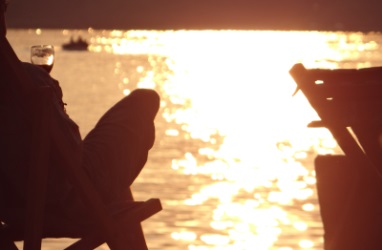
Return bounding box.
[5,0,382,31]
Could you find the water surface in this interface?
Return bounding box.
[8,29,382,249]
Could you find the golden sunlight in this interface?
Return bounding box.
[157,30,360,249]
[85,29,376,249]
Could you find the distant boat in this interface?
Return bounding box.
[62,36,89,51]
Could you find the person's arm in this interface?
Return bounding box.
[22,62,82,142]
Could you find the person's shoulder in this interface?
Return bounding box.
[21,62,59,85]
[21,62,49,77]
[21,61,64,97]
[21,61,41,70]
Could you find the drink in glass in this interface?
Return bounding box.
[30,45,55,73]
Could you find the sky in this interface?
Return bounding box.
[5,0,382,31]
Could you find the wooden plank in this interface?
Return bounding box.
[65,199,162,250]
[0,225,18,250]
[23,88,51,250]
[315,155,382,250]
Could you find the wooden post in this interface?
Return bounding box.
[23,88,52,250]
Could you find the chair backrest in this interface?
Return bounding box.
[290,63,382,127]
[289,63,382,181]
[290,64,382,250]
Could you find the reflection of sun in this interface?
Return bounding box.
[95,29,372,249]
[163,30,352,249]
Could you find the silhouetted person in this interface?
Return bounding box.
[0,0,160,228]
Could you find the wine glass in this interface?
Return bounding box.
[30,45,55,73]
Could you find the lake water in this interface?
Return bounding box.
[7,29,382,249]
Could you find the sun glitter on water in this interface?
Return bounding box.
[88,29,375,249]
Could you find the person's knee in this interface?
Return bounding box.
[129,89,160,120]
[130,89,159,102]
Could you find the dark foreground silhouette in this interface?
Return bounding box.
[290,63,382,250]
[0,1,162,248]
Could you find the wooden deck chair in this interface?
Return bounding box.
[289,63,382,249]
[0,32,162,249]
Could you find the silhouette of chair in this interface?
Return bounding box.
[289,63,382,250]
[0,33,162,250]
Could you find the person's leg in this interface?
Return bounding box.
[82,89,160,203]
